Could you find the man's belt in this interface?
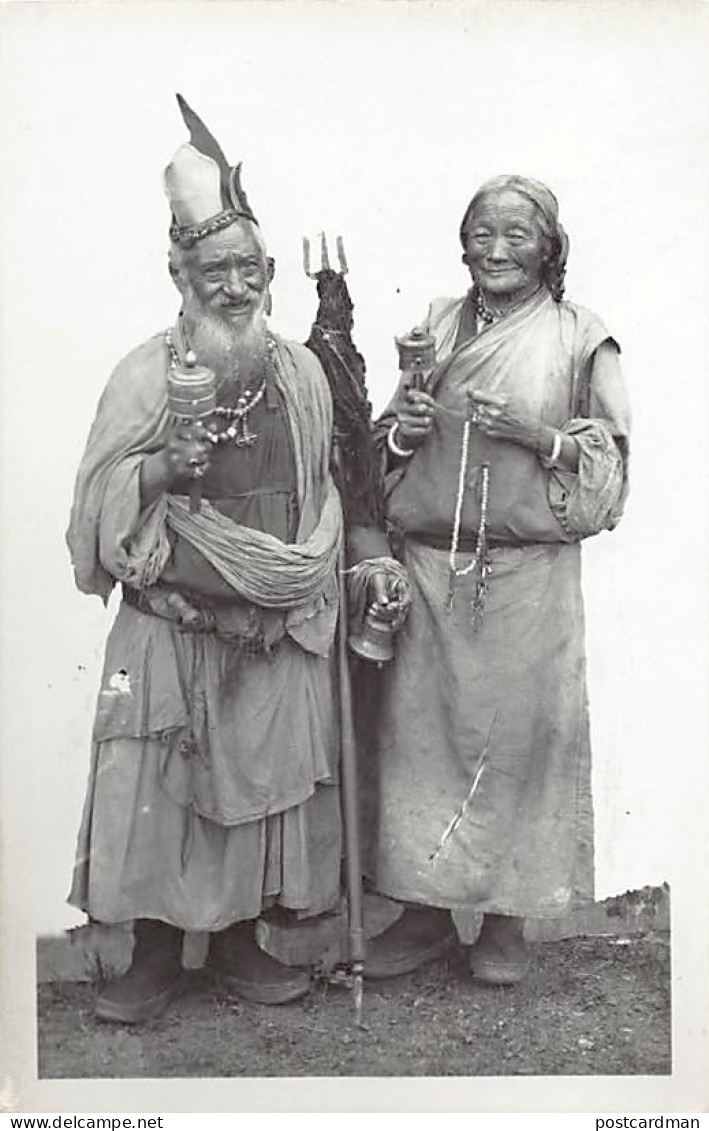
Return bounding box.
[123,584,283,655]
[123,583,217,632]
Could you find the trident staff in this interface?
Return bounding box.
[303,233,411,1021]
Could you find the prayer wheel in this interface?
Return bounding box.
[167,352,217,513]
[395,325,436,390]
[167,357,217,423]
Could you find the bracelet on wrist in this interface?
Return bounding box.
[539,430,563,469]
[387,422,415,459]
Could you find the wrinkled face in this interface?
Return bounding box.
[176,222,269,326]
[461,189,548,302]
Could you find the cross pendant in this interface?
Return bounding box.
[234,417,258,447]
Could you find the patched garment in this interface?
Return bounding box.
[371,289,630,917]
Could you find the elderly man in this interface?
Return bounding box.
[66,97,398,1024]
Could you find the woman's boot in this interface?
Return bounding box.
[364,904,456,979]
[469,914,531,984]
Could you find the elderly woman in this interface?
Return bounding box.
[366,175,631,984]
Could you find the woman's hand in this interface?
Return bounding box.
[471,390,579,470]
[470,390,541,451]
[396,388,437,450]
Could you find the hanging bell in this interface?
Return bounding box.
[348,608,396,665]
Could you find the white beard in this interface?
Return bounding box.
[180,288,270,391]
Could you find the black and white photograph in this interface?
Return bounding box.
[0,0,708,1116]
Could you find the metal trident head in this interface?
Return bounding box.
[303,232,349,278]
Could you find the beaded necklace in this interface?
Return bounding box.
[165,328,270,448]
[473,287,497,325]
[446,287,546,626]
[447,395,491,629]
[473,282,543,326]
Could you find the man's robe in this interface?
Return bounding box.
[67,329,344,930]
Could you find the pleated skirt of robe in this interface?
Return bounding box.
[69,737,342,930]
[373,538,594,919]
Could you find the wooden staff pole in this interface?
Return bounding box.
[335,464,366,1026]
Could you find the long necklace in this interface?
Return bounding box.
[447,395,491,630]
[165,328,268,448]
[208,389,266,447]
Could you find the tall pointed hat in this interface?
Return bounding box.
[165,94,257,247]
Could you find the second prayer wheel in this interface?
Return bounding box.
[395,325,436,389]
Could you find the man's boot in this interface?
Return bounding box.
[94,919,184,1024]
[364,904,456,980]
[469,913,531,985]
[207,919,310,1005]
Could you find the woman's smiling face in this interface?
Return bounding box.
[461,189,548,304]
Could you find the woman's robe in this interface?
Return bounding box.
[372,288,631,917]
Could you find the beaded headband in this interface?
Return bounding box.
[169,205,257,249]
[166,94,258,247]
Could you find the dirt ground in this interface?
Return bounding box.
[37,933,670,1079]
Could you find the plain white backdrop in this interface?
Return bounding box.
[1,0,708,1111]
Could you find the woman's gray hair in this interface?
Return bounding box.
[459,174,569,302]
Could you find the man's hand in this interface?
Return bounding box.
[163,420,212,481]
[368,569,412,630]
[140,421,212,508]
[396,388,436,449]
